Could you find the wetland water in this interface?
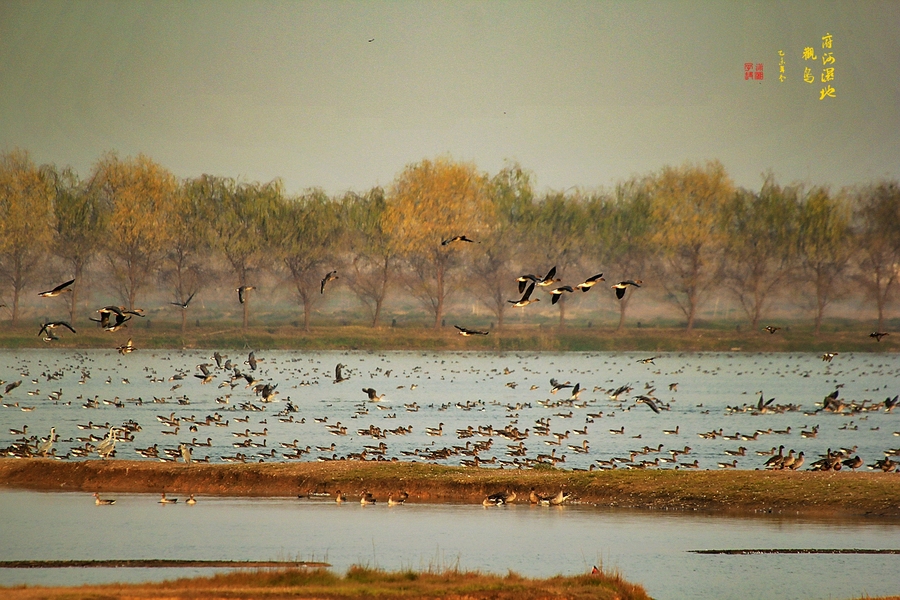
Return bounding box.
[0,489,898,600]
[1,349,899,599]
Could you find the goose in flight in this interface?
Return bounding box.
[334,363,349,383]
[362,387,384,401]
[455,325,489,336]
[170,292,195,309]
[237,285,255,304]
[38,278,75,297]
[116,338,136,355]
[38,321,76,341]
[549,285,574,305]
[320,270,338,294]
[536,266,559,287]
[508,282,539,307]
[611,279,642,299]
[441,235,477,245]
[575,273,605,291]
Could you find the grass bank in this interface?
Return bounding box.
[2,459,898,517]
[1,322,898,352]
[0,564,651,600]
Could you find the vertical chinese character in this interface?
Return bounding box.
[822,32,832,49]
[803,67,814,83]
[802,47,818,60]
[744,62,754,80]
[819,85,836,100]
[821,67,834,82]
[778,50,785,82]
[754,63,764,80]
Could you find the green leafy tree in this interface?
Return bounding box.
[49,165,106,326]
[797,186,852,335]
[524,190,589,328]
[203,176,280,328]
[852,180,900,331]
[164,179,215,334]
[649,160,734,331]
[343,188,396,327]
[385,158,492,328]
[274,189,343,331]
[469,163,534,330]
[604,178,653,331]
[0,150,56,324]
[722,177,800,330]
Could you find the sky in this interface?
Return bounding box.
[1,0,899,196]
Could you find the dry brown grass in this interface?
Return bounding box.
[2,459,899,517]
[0,565,651,600]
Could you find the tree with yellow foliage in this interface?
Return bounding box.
[89,153,177,311]
[649,160,734,331]
[385,158,493,328]
[0,150,56,324]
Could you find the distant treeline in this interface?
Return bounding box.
[1,149,898,333]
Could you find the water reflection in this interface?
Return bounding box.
[1,490,898,600]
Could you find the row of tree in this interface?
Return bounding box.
[1,149,898,334]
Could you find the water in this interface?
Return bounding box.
[1,349,899,599]
[2,349,898,469]
[0,489,898,600]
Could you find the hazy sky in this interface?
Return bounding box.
[2,1,898,195]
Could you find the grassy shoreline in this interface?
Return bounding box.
[3,459,899,517]
[1,322,898,352]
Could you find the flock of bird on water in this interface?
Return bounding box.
[4,233,899,508]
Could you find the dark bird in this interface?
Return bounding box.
[334,363,349,383]
[883,395,898,413]
[38,321,76,341]
[636,395,661,414]
[38,278,75,298]
[92,306,133,332]
[550,378,572,394]
[764,325,780,334]
[5,380,22,393]
[508,281,539,307]
[116,338,135,355]
[515,274,539,294]
[575,273,605,292]
[536,266,559,287]
[321,270,338,294]
[362,387,384,401]
[247,351,259,371]
[455,325,489,336]
[170,292,195,309]
[756,391,776,412]
[821,352,838,362]
[549,285,574,305]
[237,285,255,304]
[441,235,477,245]
[612,279,642,299]
[637,356,658,365]
[870,331,889,342]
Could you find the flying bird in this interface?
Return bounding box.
[764,325,781,334]
[38,278,75,298]
[508,281,539,307]
[321,270,338,294]
[636,395,661,414]
[170,292,196,309]
[637,356,658,365]
[38,321,76,341]
[536,266,559,287]
[870,331,889,342]
[334,363,349,383]
[237,285,255,304]
[612,279,642,299]
[821,352,838,362]
[116,338,136,355]
[455,325,489,336]
[441,235,477,245]
[575,273,605,291]
[362,387,384,401]
[549,285,574,305]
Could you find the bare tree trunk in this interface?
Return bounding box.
[242,298,249,328]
